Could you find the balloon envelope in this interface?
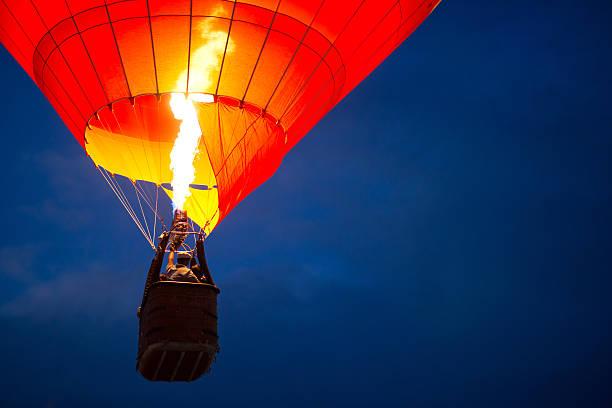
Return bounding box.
[0,0,440,234]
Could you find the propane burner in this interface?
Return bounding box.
[170,209,189,249]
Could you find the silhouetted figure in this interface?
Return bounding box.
[166,250,199,283]
[142,232,214,287]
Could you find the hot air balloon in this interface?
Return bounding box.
[0,0,441,381]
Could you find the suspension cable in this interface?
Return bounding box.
[132,181,152,243]
[98,166,155,249]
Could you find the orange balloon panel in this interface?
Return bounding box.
[0,0,441,231]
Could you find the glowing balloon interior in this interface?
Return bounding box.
[0,0,441,244]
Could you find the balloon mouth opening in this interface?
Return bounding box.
[84,92,286,239]
[83,92,285,177]
[83,93,285,181]
[85,92,284,139]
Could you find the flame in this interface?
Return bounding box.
[168,15,234,211]
[169,94,202,211]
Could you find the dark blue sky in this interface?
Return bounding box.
[1,1,611,407]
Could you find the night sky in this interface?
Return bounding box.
[1,1,611,407]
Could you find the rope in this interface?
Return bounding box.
[134,181,164,225]
[98,167,155,249]
[132,181,152,242]
[106,173,151,246]
[153,184,159,240]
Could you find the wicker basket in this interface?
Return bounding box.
[137,281,220,382]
